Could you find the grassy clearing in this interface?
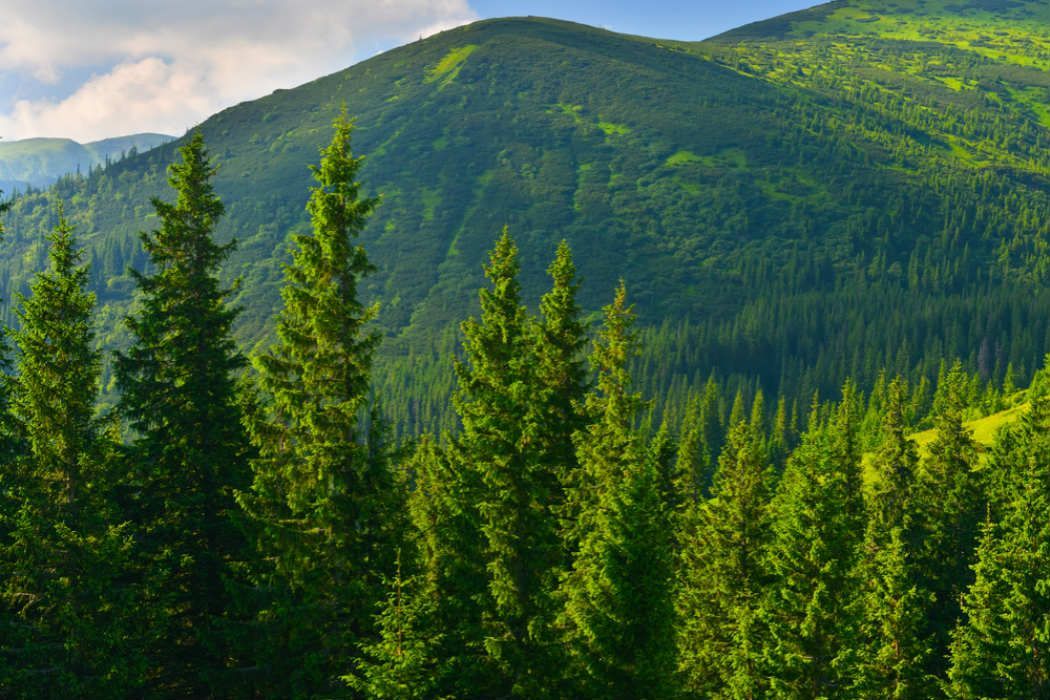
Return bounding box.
[425,45,478,86]
[863,399,1029,485]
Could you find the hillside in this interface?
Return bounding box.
[2,3,1050,431]
[0,133,173,192]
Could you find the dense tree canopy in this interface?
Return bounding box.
[114,132,253,696]
[2,93,1050,698]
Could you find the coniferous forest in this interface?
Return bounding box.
[1,112,1050,698]
[5,0,1050,697]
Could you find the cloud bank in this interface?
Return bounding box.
[0,0,477,141]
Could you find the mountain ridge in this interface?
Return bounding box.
[0,133,174,193]
[2,3,1049,431]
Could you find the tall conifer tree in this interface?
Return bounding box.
[115,132,252,696]
[557,282,676,699]
[948,363,1050,698]
[761,383,865,698]
[677,418,775,698]
[448,228,563,696]
[0,196,18,465]
[848,378,935,698]
[0,196,23,689]
[918,361,984,681]
[241,113,397,696]
[535,240,589,554]
[352,435,489,698]
[357,239,589,698]
[3,212,137,696]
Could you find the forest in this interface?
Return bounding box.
[1,113,1048,699]
[5,7,1050,442]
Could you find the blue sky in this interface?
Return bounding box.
[0,0,817,142]
[472,1,818,40]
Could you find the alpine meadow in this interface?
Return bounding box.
[2,0,1050,697]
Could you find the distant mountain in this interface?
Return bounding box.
[0,133,173,192]
[2,2,1050,431]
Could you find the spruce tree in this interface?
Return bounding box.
[761,383,865,698]
[0,196,23,689]
[948,364,1050,698]
[917,361,984,681]
[357,239,589,698]
[115,132,252,696]
[240,112,397,696]
[848,378,935,698]
[673,381,722,510]
[352,435,488,698]
[852,528,936,699]
[535,240,589,552]
[557,282,676,699]
[677,419,775,698]
[13,212,99,521]
[448,228,562,696]
[678,376,723,502]
[674,397,706,512]
[2,212,138,696]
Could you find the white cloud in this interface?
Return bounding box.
[0,0,478,141]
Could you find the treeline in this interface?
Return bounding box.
[2,117,1050,699]
[6,17,1050,431]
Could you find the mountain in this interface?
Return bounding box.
[0,133,173,192]
[2,3,1050,431]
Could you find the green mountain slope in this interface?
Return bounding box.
[0,133,173,192]
[2,5,1050,431]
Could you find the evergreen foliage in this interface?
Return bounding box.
[446,228,564,696]
[351,437,457,699]
[114,132,253,696]
[848,379,936,698]
[917,361,985,680]
[556,282,676,699]
[239,113,397,696]
[677,419,775,698]
[535,240,590,554]
[1,211,137,696]
[948,365,1050,698]
[761,383,865,698]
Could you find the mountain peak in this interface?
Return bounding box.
[0,133,174,192]
[715,0,1050,42]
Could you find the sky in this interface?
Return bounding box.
[0,0,819,143]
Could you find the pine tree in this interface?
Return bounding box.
[853,528,936,699]
[448,228,563,696]
[357,238,589,698]
[649,420,679,510]
[674,380,722,509]
[917,361,984,681]
[848,378,935,698]
[557,282,677,699]
[535,240,589,552]
[729,389,747,429]
[0,196,24,689]
[13,212,99,524]
[352,435,489,698]
[761,383,865,698]
[2,211,138,696]
[674,397,706,511]
[350,549,439,700]
[114,132,253,696]
[239,112,397,696]
[948,363,1050,698]
[769,395,790,465]
[677,419,775,698]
